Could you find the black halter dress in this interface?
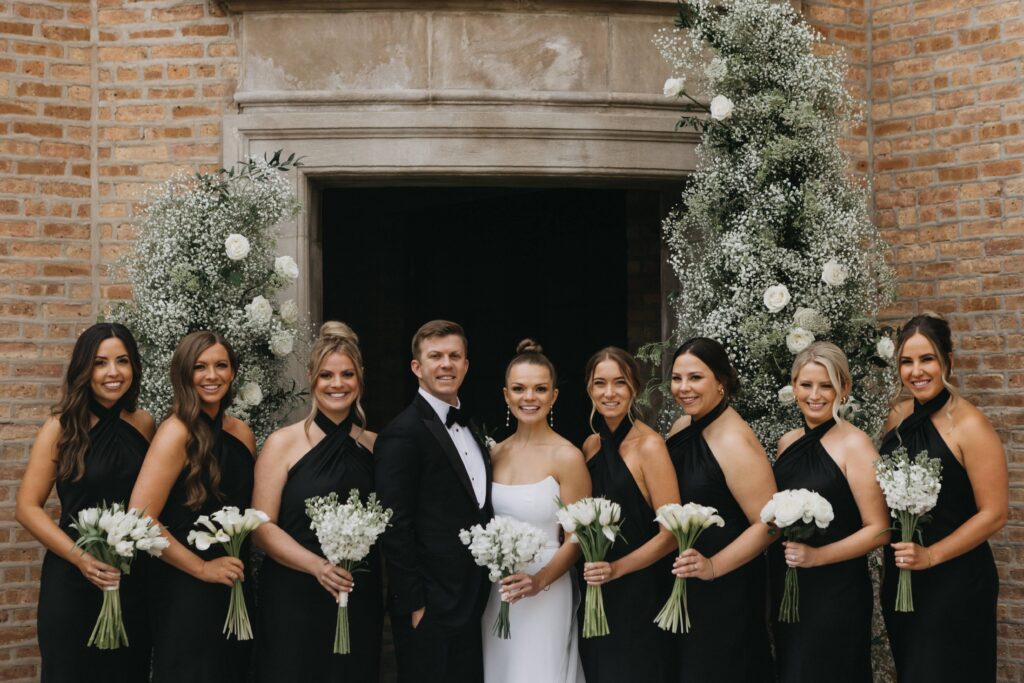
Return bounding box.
[578,417,674,683]
[148,410,255,683]
[665,400,772,682]
[880,389,998,682]
[37,398,151,683]
[768,418,872,682]
[256,412,383,682]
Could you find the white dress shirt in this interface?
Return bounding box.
[418,388,487,509]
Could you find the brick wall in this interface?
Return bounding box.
[806,0,1024,679]
[0,1,237,678]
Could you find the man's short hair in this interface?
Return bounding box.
[411,320,468,359]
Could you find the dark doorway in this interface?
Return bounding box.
[320,185,669,447]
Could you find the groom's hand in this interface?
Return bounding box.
[411,607,425,629]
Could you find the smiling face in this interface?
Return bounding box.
[670,352,724,420]
[90,337,133,408]
[589,359,634,423]
[504,362,557,426]
[191,343,235,413]
[899,332,949,402]
[793,361,840,427]
[314,351,359,419]
[412,334,468,405]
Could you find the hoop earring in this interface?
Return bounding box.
[506,406,511,428]
[548,407,555,428]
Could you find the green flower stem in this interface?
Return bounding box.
[492,600,511,640]
[895,511,919,612]
[220,532,254,640]
[335,602,350,654]
[88,586,129,649]
[582,585,609,638]
[779,566,800,623]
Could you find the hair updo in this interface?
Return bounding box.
[305,321,366,437]
[505,338,557,387]
[671,337,740,400]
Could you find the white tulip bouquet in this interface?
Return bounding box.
[306,489,392,654]
[459,515,548,639]
[555,497,623,638]
[874,446,942,612]
[187,506,268,640]
[70,502,170,649]
[760,489,834,622]
[653,503,725,633]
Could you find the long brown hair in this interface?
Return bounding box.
[585,346,642,428]
[169,331,238,510]
[304,321,367,440]
[53,323,142,481]
[892,313,957,425]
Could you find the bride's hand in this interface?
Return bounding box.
[500,572,543,604]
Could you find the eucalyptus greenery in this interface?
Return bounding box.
[649,0,897,449]
[111,152,305,443]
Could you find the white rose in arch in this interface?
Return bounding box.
[821,258,849,287]
[663,77,686,98]
[763,284,791,313]
[279,299,299,325]
[786,327,815,354]
[876,336,895,360]
[245,295,273,325]
[238,381,263,407]
[778,385,796,405]
[274,255,299,282]
[709,95,735,120]
[269,330,294,357]
[224,233,250,261]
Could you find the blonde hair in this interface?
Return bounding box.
[791,341,852,422]
[304,321,366,440]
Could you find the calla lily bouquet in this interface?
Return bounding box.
[653,503,725,633]
[459,515,548,639]
[556,496,623,638]
[187,506,268,640]
[306,489,392,654]
[760,489,834,622]
[874,446,942,612]
[71,502,170,649]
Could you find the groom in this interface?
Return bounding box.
[375,320,493,683]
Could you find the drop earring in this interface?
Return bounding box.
[506,406,511,428]
[548,407,555,428]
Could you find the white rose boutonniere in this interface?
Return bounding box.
[821,258,848,286]
[709,95,735,120]
[786,327,815,354]
[245,295,273,325]
[224,233,250,261]
[274,255,299,282]
[876,336,895,360]
[763,284,791,313]
[663,77,686,98]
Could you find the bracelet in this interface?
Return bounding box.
[925,548,933,568]
[708,557,716,581]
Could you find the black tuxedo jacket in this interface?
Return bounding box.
[375,393,493,632]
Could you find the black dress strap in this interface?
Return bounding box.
[88,396,124,424]
[595,415,633,487]
[882,388,950,449]
[780,418,837,459]
[668,399,729,450]
[313,410,353,440]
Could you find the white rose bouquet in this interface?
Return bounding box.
[760,489,834,622]
[187,506,268,640]
[874,446,942,612]
[306,489,392,654]
[459,515,548,639]
[555,496,623,638]
[653,503,725,633]
[70,502,170,649]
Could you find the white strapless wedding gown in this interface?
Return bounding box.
[482,476,585,683]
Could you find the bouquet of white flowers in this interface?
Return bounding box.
[874,446,942,612]
[459,515,548,639]
[187,506,268,640]
[653,503,725,633]
[555,497,623,638]
[760,489,834,622]
[306,489,392,654]
[70,502,170,649]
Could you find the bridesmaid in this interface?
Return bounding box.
[579,347,679,683]
[253,322,383,681]
[129,331,256,683]
[17,323,154,683]
[665,337,774,682]
[769,342,889,682]
[482,339,590,683]
[881,314,1006,682]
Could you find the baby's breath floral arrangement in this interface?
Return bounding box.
[112,152,304,442]
[650,0,897,448]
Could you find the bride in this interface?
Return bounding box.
[482,339,590,683]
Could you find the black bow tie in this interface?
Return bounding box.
[445,406,467,428]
